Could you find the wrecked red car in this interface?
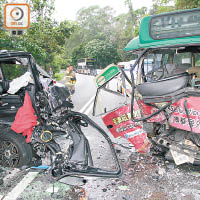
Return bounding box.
[0,50,122,182]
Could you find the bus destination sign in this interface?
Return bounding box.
[150,9,200,40]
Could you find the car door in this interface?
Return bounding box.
[0,57,30,122]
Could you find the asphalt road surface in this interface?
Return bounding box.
[1,74,200,200]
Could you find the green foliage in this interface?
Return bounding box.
[65,5,148,67]
[71,44,87,67]
[51,54,62,73]
[0,0,7,35]
[0,0,76,74]
[196,60,200,66]
[77,5,114,42]
[54,72,65,81]
[64,31,83,58]
[151,0,199,14]
[175,0,200,9]
[61,58,72,69]
[151,0,175,14]
[85,39,120,68]
[124,0,134,30]
[27,0,55,20]
[0,36,47,62]
[2,64,27,80]
[65,6,116,67]
[111,7,148,61]
[1,0,199,74]
[26,19,76,55]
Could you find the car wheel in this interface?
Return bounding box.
[0,128,32,168]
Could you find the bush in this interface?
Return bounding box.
[54,73,65,81]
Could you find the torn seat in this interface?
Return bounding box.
[0,80,9,94]
[0,80,23,122]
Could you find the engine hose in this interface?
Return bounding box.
[46,141,61,155]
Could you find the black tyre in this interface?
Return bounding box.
[0,128,33,168]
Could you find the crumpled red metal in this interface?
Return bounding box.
[11,92,37,143]
[102,103,151,153]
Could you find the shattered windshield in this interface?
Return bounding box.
[142,47,200,82]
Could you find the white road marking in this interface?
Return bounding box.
[0,195,3,200]
[3,95,95,200]
[3,172,39,200]
[79,95,95,113]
